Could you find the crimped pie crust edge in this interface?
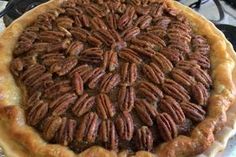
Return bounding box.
[0,0,235,157]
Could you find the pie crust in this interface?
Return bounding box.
[0,0,236,157]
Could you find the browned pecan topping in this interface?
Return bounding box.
[99,120,118,150]
[72,93,95,117]
[56,117,77,146]
[139,81,163,103]
[115,111,134,141]
[76,112,100,143]
[42,116,62,141]
[120,62,137,85]
[100,73,120,93]
[134,99,158,126]
[12,0,212,153]
[27,100,48,126]
[156,113,178,141]
[162,79,190,102]
[136,126,153,151]
[142,62,164,84]
[180,101,206,122]
[171,68,195,89]
[96,94,115,119]
[160,96,185,124]
[191,82,209,106]
[152,52,173,73]
[118,86,135,112]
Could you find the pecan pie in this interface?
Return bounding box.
[0,0,236,157]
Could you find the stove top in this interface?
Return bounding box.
[2,0,236,50]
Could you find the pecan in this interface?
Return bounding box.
[153,16,171,29]
[180,101,206,122]
[134,99,158,126]
[72,93,95,117]
[137,33,166,49]
[168,39,190,54]
[120,62,137,85]
[93,29,116,46]
[73,72,84,95]
[65,7,82,16]
[162,79,190,102]
[160,48,183,64]
[191,82,209,106]
[25,92,42,109]
[27,101,48,126]
[119,48,142,64]
[142,62,164,84]
[56,117,77,146]
[118,86,135,112]
[109,29,122,42]
[146,25,166,38]
[160,96,185,124]
[29,72,53,92]
[50,57,78,76]
[79,47,103,64]
[152,52,173,73]
[42,116,62,141]
[99,120,118,150]
[41,52,65,66]
[66,41,84,56]
[56,16,74,29]
[96,94,115,119]
[138,81,163,102]
[118,6,135,29]
[130,45,156,57]
[76,112,100,143]
[106,13,117,29]
[100,73,120,93]
[188,52,210,69]
[91,17,108,30]
[135,15,152,29]
[189,67,212,88]
[38,30,65,43]
[136,6,150,15]
[176,60,199,71]
[130,38,155,48]
[80,14,90,28]
[102,50,119,72]
[168,27,192,43]
[10,58,24,76]
[87,35,103,47]
[70,27,90,42]
[50,93,77,116]
[150,4,165,18]
[136,126,153,151]
[192,35,210,55]
[121,26,140,41]
[115,111,134,141]
[86,4,105,18]
[171,68,195,88]
[47,39,70,52]
[69,64,91,78]
[88,68,105,89]
[156,113,178,141]
[44,80,72,98]
[169,21,191,33]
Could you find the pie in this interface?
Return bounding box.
[0,0,236,156]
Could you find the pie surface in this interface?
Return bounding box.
[0,0,236,157]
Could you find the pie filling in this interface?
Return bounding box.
[10,0,212,153]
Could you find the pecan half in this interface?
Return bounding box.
[135,15,152,29]
[76,112,100,143]
[188,52,210,69]
[191,82,209,106]
[25,92,42,109]
[130,45,156,57]
[10,58,24,76]
[119,48,142,64]
[27,101,48,126]
[99,120,118,150]
[115,111,134,141]
[56,16,74,28]
[42,116,62,141]
[176,60,199,71]
[152,52,173,73]
[44,80,72,98]
[160,96,185,124]
[100,73,120,93]
[50,93,77,115]
[96,94,116,119]
[180,101,206,122]
[91,17,108,30]
[192,35,210,55]
[70,27,90,42]
[79,47,103,64]
[138,81,163,103]
[118,6,135,29]
[88,68,106,89]
[121,26,140,41]
[134,99,158,126]
[160,48,183,64]
[66,41,84,56]
[162,79,190,102]
[189,67,212,88]
[56,117,77,146]
[102,50,119,72]
[38,30,65,43]
[171,68,195,89]
[136,126,153,151]
[50,57,78,76]
[156,113,177,141]
[41,52,65,66]
[118,86,135,112]
[72,93,95,117]
[142,62,164,84]
[73,72,84,95]
[120,62,137,85]
[106,13,117,29]
[137,33,166,49]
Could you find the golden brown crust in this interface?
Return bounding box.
[0,0,235,157]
